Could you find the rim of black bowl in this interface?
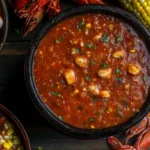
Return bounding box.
[0,0,8,51]
[25,5,150,139]
[0,104,31,149]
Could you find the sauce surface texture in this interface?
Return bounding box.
[33,14,150,129]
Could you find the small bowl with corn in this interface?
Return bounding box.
[0,104,31,150]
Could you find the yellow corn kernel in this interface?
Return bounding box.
[82,88,86,92]
[57,85,60,89]
[103,23,106,27]
[108,108,113,112]
[74,89,79,95]
[130,49,136,53]
[86,23,91,29]
[109,24,114,30]
[91,125,95,129]
[8,140,13,147]
[3,142,11,149]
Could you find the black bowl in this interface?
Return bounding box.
[25,5,150,139]
[0,0,8,51]
[0,104,31,149]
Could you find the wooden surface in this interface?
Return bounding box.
[0,1,123,149]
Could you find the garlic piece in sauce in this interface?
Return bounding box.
[128,64,141,75]
[63,69,76,85]
[98,68,112,79]
[75,56,88,68]
[112,50,124,58]
[87,84,100,96]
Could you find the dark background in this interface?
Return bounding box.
[0,0,123,149]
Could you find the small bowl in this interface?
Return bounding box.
[0,104,31,149]
[0,0,8,51]
[25,5,150,139]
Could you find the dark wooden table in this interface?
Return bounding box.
[0,1,122,149]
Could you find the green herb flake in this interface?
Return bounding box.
[89,117,95,122]
[85,76,91,81]
[103,108,108,111]
[116,77,122,83]
[117,35,123,43]
[115,68,121,74]
[101,63,108,68]
[90,61,95,66]
[37,147,42,150]
[142,76,147,81]
[58,116,63,120]
[56,37,63,43]
[100,32,109,43]
[97,111,102,115]
[77,20,85,29]
[77,106,83,110]
[86,43,93,48]
[92,96,97,102]
[117,108,121,112]
[119,113,124,118]
[74,48,80,53]
[124,101,128,107]
[51,92,62,98]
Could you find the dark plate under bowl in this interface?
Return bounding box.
[0,0,8,51]
[25,5,150,139]
[0,104,31,149]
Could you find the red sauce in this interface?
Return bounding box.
[33,14,150,129]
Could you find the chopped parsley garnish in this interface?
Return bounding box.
[100,32,109,43]
[58,116,63,120]
[101,63,108,68]
[93,96,97,102]
[119,113,124,118]
[124,101,128,107]
[117,108,121,112]
[117,108,124,118]
[103,108,108,111]
[142,76,147,81]
[86,43,93,48]
[97,111,102,115]
[74,48,80,53]
[51,92,62,98]
[116,77,122,83]
[89,117,95,122]
[117,35,123,43]
[77,20,85,29]
[115,68,121,74]
[85,76,91,81]
[56,37,63,43]
[77,106,83,110]
[90,61,95,66]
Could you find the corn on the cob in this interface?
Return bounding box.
[120,0,150,31]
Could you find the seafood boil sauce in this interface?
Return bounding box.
[33,14,150,129]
